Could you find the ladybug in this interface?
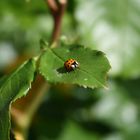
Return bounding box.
[64,59,79,72]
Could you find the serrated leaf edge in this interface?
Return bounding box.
[39,47,111,88]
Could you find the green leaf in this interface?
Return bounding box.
[0,59,36,140]
[39,44,111,88]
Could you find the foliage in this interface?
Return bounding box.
[39,43,111,88]
[0,40,110,140]
[0,0,140,140]
[0,59,36,140]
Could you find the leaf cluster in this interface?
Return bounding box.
[0,41,110,140]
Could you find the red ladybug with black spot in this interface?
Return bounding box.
[64,59,79,72]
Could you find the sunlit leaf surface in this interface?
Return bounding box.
[39,44,111,88]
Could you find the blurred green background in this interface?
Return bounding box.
[0,0,140,140]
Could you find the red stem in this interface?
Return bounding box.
[45,0,67,43]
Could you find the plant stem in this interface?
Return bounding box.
[45,0,67,43]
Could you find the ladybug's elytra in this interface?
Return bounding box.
[64,59,79,72]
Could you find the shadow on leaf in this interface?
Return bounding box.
[57,67,67,74]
